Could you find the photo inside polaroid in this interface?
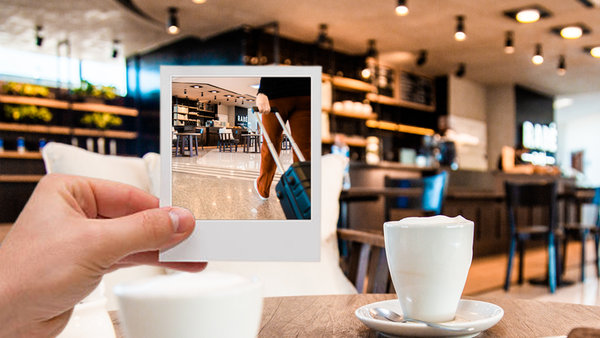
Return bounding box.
[160,66,321,261]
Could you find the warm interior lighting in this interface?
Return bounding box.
[591,47,600,58]
[561,26,583,39]
[504,31,515,54]
[167,7,179,35]
[532,44,543,65]
[454,16,466,41]
[361,68,371,79]
[366,120,435,136]
[192,0,206,3]
[395,0,408,16]
[516,9,540,23]
[557,55,566,76]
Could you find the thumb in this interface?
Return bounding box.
[89,207,195,268]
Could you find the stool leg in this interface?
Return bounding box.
[505,237,516,291]
[175,136,180,156]
[194,135,198,156]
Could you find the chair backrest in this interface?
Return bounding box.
[504,181,558,232]
[384,171,448,220]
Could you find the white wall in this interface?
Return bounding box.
[447,75,488,171]
[486,85,516,170]
[556,111,600,186]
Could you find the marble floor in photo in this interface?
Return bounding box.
[171,146,294,220]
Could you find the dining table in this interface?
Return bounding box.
[109,293,600,337]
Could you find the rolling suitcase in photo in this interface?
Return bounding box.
[252,107,311,220]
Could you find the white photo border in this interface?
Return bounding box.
[159,66,322,262]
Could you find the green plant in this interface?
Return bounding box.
[73,81,119,100]
[81,112,122,130]
[2,82,49,97]
[4,104,52,122]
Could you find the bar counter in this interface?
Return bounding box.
[345,162,586,257]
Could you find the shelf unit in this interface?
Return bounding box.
[323,108,377,120]
[0,122,137,139]
[366,93,436,113]
[322,74,375,93]
[0,151,42,159]
[0,95,138,117]
[0,174,43,183]
[322,134,368,147]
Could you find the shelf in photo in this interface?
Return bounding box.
[0,174,44,183]
[0,95,139,117]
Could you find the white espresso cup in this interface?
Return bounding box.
[114,271,263,338]
[384,215,473,323]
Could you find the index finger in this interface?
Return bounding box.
[53,174,159,219]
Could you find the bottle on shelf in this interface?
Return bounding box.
[331,134,351,190]
[0,138,4,153]
[17,137,25,154]
[97,137,105,155]
[39,138,46,151]
[86,138,94,152]
[109,139,117,155]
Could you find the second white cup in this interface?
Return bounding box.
[114,271,263,338]
[384,215,473,323]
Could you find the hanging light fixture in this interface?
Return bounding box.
[455,63,466,78]
[557,55,566,76]
[167,7,179,35]
[416,50,427,66]
[455,16,466,41]
[532,44,543,65]
[395,0,408,16]
[316,23,331,45]
[112,40,120,58]
[504,31,515,54]
[35,25,44,47]
[362,39,378,80]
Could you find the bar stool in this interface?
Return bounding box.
[504,181,559,293]
[175,132,199,157]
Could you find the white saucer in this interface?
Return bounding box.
[355,299,503,338]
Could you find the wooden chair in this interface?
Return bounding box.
[218,129,237,152]
[561,186,600,281]
[504,181,560,293]
[337,228,392,294]
[384,171,448,221]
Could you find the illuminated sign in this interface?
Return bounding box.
[521,121,557,166]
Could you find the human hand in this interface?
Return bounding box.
[256,93,271,114]
[0,174,206,338]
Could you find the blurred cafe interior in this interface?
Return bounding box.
[2,0,600,312]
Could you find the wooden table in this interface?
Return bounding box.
[110,294,600,337]
[174,132,202,157]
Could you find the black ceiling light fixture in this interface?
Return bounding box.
[416,50,427,66]
[316,23,332,47]
[532,43,544,65]
[550,23,591,40]
[396,0,408,16]
[455,63,466,78]
[112,40,120,58]
[35,25,44,47]
[167,7,179,35]
[504,5,552,23]
[184,89,187,95]
[557,55,566,76]
[504,31,515,54]
[455,16,466,41]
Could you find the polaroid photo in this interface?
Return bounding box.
[159,66,322,262]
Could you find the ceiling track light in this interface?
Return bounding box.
[455,63,466,78]
[112,40,120,58]
[316,23,332,47]
[416,50,427,66]
[532,44,544,65]
[396,0,408,16]
[167,7,179,35]
[35,25,44,47]
[557,55,566,76]
[504,31,515,54]
[455,16,466,41]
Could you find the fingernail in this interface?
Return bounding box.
[169,208,190,233]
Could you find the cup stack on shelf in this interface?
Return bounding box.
[332,100,372,118]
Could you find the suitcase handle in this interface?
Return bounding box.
[252,107,307,173]
[252,107,306,162]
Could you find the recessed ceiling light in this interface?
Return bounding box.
[504,5,552,24]
[192,0,206,3]
[561,26,583,39]
[552,24,590,39]
[591,47,600,58]
[190,85,202,88]
[516,9,540,23]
